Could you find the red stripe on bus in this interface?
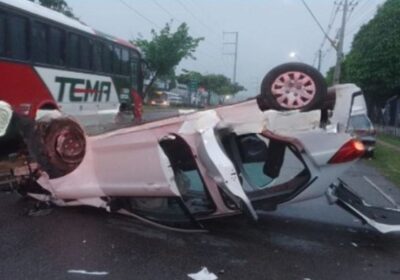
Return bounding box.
[74,89,98,94]
[0,61,55,118]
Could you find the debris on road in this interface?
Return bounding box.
[188,267,218,280]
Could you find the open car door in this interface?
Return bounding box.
[329,180,400,234]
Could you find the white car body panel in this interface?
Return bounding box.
[0,101,12,137]
[4,81,399,234]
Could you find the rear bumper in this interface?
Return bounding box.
[360,137,376,152]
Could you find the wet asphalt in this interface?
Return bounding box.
[1,161,400,280]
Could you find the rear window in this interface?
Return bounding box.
[349,115,372,130]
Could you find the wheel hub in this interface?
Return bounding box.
[55,128,85,164]
[271,71,316,109]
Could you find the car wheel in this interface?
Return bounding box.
[260,63,327,111]
[365,150,374,159]
[27,118,86,179]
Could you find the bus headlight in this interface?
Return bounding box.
[0,101,12,137]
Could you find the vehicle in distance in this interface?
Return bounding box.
[347,95,376,157]
[149,91,170,106]
[1,63,399,234]
[149,91,184,107]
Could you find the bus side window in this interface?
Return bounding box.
[92,41,102,72]
[121,48,129,76]
[113,46,122,75]
[0,13,5,56]
[49,27,65,66]
[7,15,28,60]
[79,36,91,70]
[102,43,112,73]
[31,21,48,64]
[67,33,79,69]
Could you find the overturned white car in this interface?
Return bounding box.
[1,63,399,233]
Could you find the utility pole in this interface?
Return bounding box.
[223,31,239,83]
[317,49,322,71]
[333,0,349,85]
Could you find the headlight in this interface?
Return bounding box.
[0,101,12,137]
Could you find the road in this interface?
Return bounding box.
[1,109,400,279]
[80,108,182,136]
[1,161,400,280]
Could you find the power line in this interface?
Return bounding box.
[151,0,178,22]
[151,0,222,51]
[333,0,349,84]
[151,0,226,69]
[121,0,227,76]
[319,2,341,51]
[301,0,337,50]
[187,0,220,28]
[346,0,360,22]
[118,0,160,29]
[349,0,372,21]
[175,0,217,37]
[345,4,378,35]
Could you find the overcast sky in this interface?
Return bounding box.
[67,0,385,98]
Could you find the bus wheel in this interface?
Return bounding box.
[260,63,327,111]
[28,118,86,179]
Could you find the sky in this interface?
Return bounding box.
[67,0,385,99]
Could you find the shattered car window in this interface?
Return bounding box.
[349,114,373,130]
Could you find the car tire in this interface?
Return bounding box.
[365,150,374,159]
[260,63,327,111]
[27,118,86,179]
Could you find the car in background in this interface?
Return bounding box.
[347,93,376,157]
[149,91,170,106]
[149,91,184,107]
[348,114,376,157]
[165,92,184,106]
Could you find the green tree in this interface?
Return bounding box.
[177,71,245,103]
[135,23,203,96]
[202,74,245,96]
[29,0,75,17]
[341,0,400,105]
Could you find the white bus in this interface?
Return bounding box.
[0,0,144,127]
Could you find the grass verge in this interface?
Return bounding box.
[367,134,400,187]
[378,133,400,147]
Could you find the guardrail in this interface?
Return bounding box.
[375,125,400,138]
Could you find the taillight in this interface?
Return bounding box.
[16,103,32,116]
[328,139,365,164]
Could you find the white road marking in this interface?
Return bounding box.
[67,270,109,276]
[363,176,399,209]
